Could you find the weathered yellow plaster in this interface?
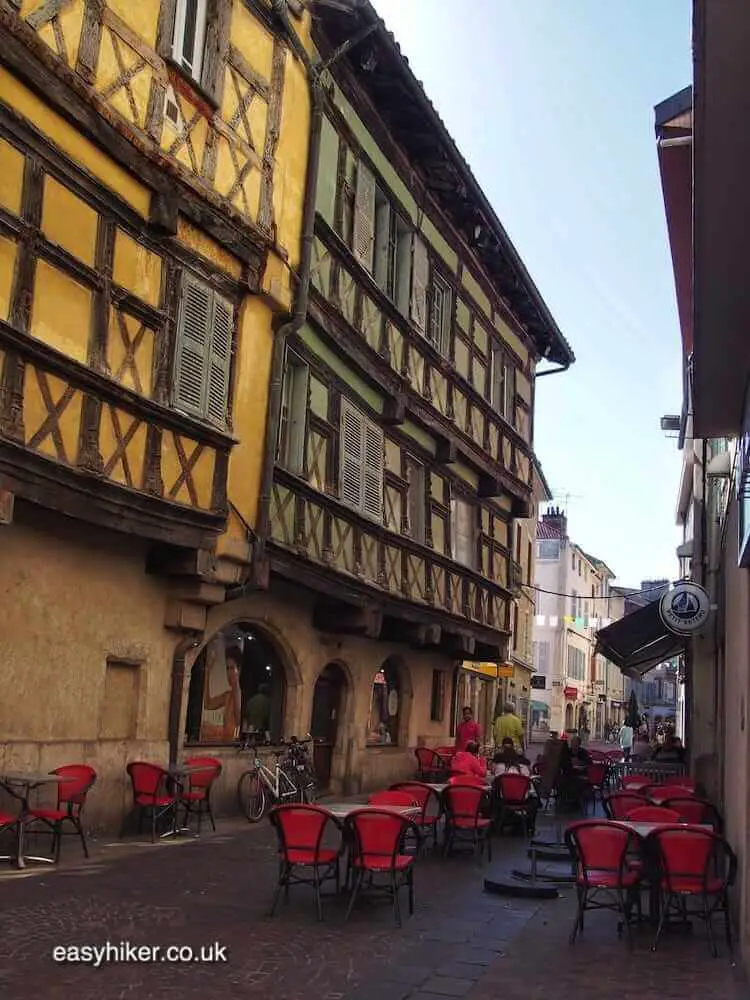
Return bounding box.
[0,137,24,216]
[0,236,16,322]
[34,0,84,69]
[23,368,83,465]
[99,403,147,489]
[31,262,92,365]
[42,175,98,266]
[176,217,242,280]
[0,68,150,216]
[113,230,163,307]
[107,310,154,396]
[161,432,215,509]
[261,249,293,311]
[273,53,308,269]
[230,3,274,82]
[106,0,160,48]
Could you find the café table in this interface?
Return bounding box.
[322,802,421,820]
[0,771,74,869]
[162,763,215,839]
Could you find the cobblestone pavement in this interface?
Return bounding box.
[0,815,745,1000]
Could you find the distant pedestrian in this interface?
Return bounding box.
[455,705,482,751]
[619,721,634,761]
[493,702,525,753]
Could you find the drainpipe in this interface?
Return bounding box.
[168,633,202,766]
[247,1,325,591]
[536,363,570,378]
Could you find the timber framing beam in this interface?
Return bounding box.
[313,601,383,639]
[0,12,267,281]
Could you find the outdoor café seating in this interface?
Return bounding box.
[125,762,176,843]
[343,808,417,927]
[414,747,449,782]
[178,755,222,833]
[25,763,96,862]
[269,803,342,922]
[442,782,492,860]
[661,796,723,832]
[390,781,441,849]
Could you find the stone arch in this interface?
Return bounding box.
[310,659,353,790]
[564,701,574,731]
[366,653,413,747]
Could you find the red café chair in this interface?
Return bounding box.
[494,772,535,838]
[125,762,176,843]
[367,791,416,807]
[663,774,698,789]
[414,747,449,782]
[269,804,341,922]
[390,781,442,849]
[603,792,649,821]
[343,808,417,927]
[662,797,724,833]
[179,756,222,833]
[26,764,96,862]
[442,783,492,860]
[565,819,642,948]
[0,810,19,862]
[644,784,696,806]
[621,775,650,792]
[584,762,609,812]
[448,773,486,788]
[648,826,736,957]
[624,806,682,824]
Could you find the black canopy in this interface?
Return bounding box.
[594,600,687,675]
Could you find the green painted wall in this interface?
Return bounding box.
[401,420,436,455]
[316,116,340,228]
[300,324,384,413]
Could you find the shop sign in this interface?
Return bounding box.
[497,663,514,678]
[658,582,710,636]
[461,661,499,679]
[530,675,546,690]
[563,686,578,699]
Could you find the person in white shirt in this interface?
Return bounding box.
[619,722,634,761]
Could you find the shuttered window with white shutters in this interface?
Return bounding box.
[352,161,376,272]
[174,274,233,426]
[339,399,384,522]
[450,498,477,569]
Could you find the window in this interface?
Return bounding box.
[538,539,560,560]
[373,187,412,314]
[567,645,586,681]
[428,271,451,354]
[277,352,309,474]
[570,590,578,618]
[185,624,287,745]
[512,603,519,649]
[535,640,550,674]
[367,658,402,745]
[450,497,477,569]
[491,347,514,422]
[339,399,384,522]
[406,457,426,543]
[172,0,208,83]
[174,275,233,425]
[571,552,575,569]
[430,669,445,722]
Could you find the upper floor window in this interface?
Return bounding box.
[173,274,233,425]
[405,456,426,544]
[491,346,514,422]
[538,539,560,561]
[172,0,208,83]
[428,271,452,355]
[450,497,477,570]
[340,399,384,522]
[278,351,309,475]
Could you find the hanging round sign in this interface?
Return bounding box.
[659,582,711,635]
[387,689,399,717]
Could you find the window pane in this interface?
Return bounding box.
[182,0,199,70]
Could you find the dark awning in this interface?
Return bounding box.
[594,600,687,676]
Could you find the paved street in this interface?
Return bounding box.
[0,813,744,1000]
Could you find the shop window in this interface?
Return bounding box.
[185,625,286,744]
[367,658,402,745]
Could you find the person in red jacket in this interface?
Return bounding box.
[455,705,482,751]
[451,742,488,779]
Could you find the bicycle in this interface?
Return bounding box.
[237,735,316,822]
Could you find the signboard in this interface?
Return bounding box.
[563,685,578,699]
[461,661,498,679]
[530,675,546,690]
[497,663,514,679]
[658,582,710,636]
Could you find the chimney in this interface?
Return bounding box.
[541,505,567,538]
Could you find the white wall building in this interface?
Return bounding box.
[532,508,619,737]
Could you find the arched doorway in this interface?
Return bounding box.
[564,702,574,731]
[310,663,347,789]
[185,623,288,745]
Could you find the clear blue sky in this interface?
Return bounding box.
[373,0,691,588]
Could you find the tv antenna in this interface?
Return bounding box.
[550,490,583,514]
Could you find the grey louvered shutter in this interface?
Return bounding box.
[352,161,376,272]
[362,419,384,522]
[410,234,429,333]
[206,293,233,425]
[174,275,212,417]
[340,399,364,511]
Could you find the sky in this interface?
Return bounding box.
[372,0,692,588]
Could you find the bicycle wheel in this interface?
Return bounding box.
[300,770,317,804]
[238,769,266,822]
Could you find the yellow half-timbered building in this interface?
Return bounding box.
[0,0,311,827]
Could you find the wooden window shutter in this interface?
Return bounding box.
[410,234,429,333]
[174,275,212,417]
[206,293,233,424]
[340,399,364,510]
[352,161,376,272]
[451,499,475,568]
[362,419,384,522]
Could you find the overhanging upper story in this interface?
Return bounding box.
[0,0,310,553]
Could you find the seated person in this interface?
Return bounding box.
[652,734,686,763]
[568,735,591,767]
[493,737,531,776]
[451,741,488,779]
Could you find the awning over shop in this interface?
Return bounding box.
[461,661,499,679]
[594,600,687,676]
[530,700,549,714]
